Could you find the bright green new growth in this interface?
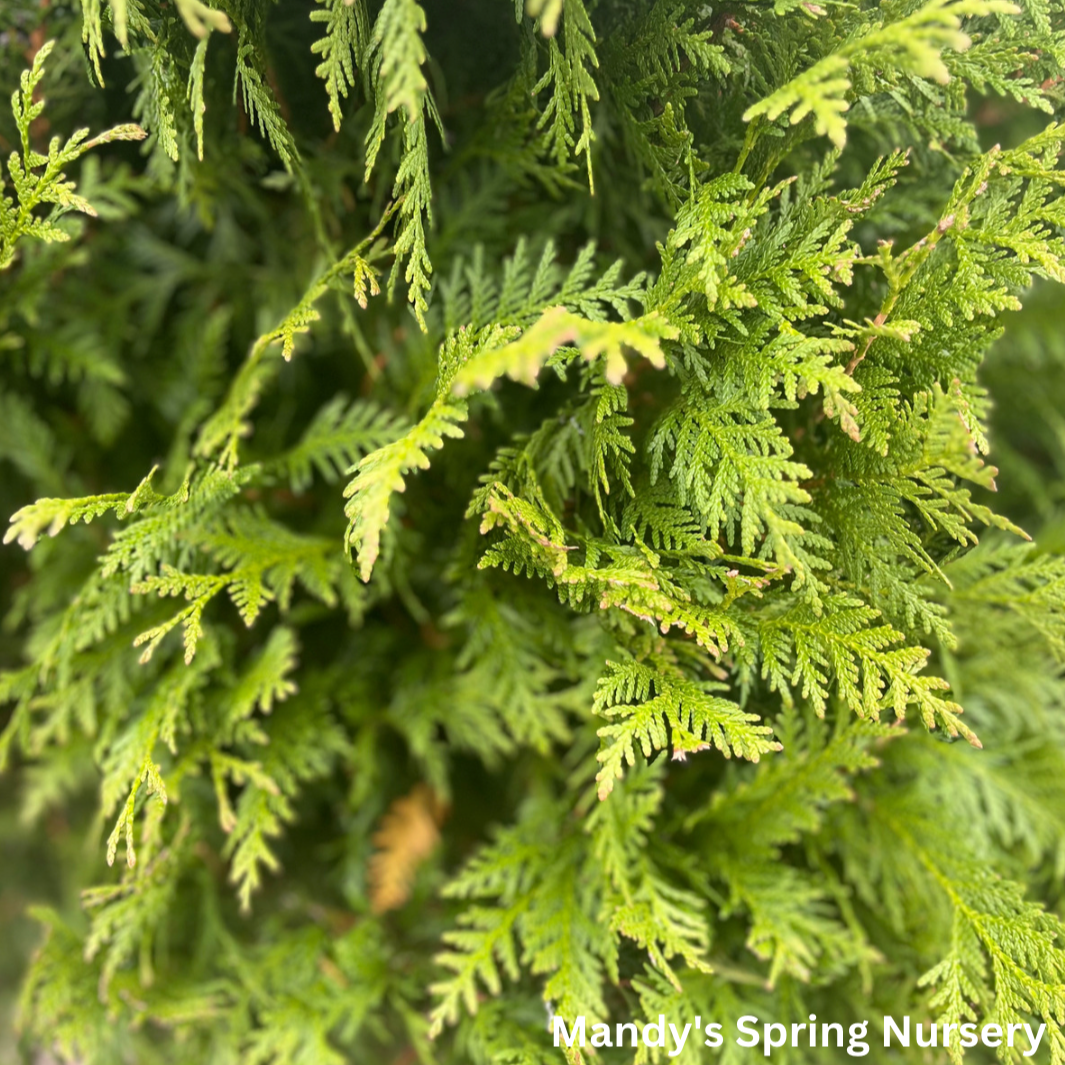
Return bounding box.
[0,41,145,270]
[2,1,1065,1063]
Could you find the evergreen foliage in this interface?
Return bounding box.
[1,1,1065,1062]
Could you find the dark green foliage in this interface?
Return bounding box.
[2,1,1065,1062]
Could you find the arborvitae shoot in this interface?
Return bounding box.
[1,1,1065,1062]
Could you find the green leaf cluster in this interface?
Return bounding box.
[2,3,1065,1063]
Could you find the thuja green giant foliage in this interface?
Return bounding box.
[2,0,1065,1060]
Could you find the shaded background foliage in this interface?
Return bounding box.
[1,0,1065,1063]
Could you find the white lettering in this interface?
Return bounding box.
[848,1021,869,1057]
[736,1016,760,1048]
[916,1023,937,1048]
[668,1022,691,1057]
[552,1011,1033,1055]
[822,1023,844,1047]
[884,1016,910,1047]
[1023,1024,1046,1058]
[643,1016,666,1049]
[763,1023,788,1056]
[553,1017,584,1048]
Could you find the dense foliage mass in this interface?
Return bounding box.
[2,0,1065,1061]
